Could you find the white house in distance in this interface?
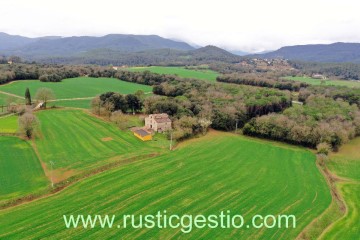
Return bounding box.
[145,113,172,132]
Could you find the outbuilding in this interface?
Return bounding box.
[133,129,152,141]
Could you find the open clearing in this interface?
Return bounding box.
[0,77,152,108]
[129,66,219,82]
[0,115,18,133]
[35,109,167,171]
[0,136,48,201]
[0,131,331,239]
[320,138,360,239]
[284,76,360,88]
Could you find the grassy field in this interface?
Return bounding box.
[49,99,92,109]
[320,138,360,239]
[0,115,18,133]
[129,66,219,82]
[35,109,167,171]
[0,93,7,106]
[284,76,360,88]
[0,136,48,201]
[0,132,331,239]
[0,77,152,100]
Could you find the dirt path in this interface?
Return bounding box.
[0,90,24,99]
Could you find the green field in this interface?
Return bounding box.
[0,77,152,102]
[129,66,219,82]
[0,115,18,133]
[0,136,48,201]
[321,138,360,239]
[0,93,7,106]
[0,132,331,239]
[35,109,166,171]
[49,99,92,109]
[284,76,360,88]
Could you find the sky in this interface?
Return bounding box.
[1,0,359,53]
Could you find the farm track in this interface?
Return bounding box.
[0,90,24,99]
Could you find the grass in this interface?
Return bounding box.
[0,136,48,201]
[49,99,92,109]
[35,109,167,171]
[284,76,360,88]
[0,77,153,100]
[0,93,8,106]
[129,66,219,82]
[319,138,360,239]
[0,115,18,133]
[0,132,331,239]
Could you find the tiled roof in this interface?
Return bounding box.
[154,117,171,123]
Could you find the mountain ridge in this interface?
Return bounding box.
[252,42,360,63]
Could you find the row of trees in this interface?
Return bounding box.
[0,63,113,84]
[217,73,309,91]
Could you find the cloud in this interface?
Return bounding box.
[1,0,359,52]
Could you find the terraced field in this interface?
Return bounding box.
[0,77,152,109]
[129,66,219,82]
[0,136,48,201]
[321,138,360,239]
[35,109,167,171]
[284,76,360,88]
[0,132,331,239]
[0,115,18,133]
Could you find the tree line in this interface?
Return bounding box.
[243,95,360,150]
[217,73,309,91]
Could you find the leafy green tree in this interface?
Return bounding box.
[126,94,142,114]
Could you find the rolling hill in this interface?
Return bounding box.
[0,32,194,57]
[255,42,360,63]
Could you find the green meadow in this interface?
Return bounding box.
[129,66,219,82]
[0,93,7,106]
[49,99,92,109]
[0,115,18,133]
[0,131,331,239]
[0,136,48,201]
[284,76,360,88]
[0,77,152,101]
[35,109,166,171]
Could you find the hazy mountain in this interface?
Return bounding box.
[0,32,194,57]
[0,32,37,51]
[35,45,242,65]
[255,42,360,63]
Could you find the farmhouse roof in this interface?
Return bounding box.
[134,129,151,137]
[150,114,171,123]
[154,117,171,123]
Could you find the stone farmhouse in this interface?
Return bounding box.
[145,113,172,132]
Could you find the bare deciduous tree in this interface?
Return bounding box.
[19,111,39,139]
[35,88,55,109]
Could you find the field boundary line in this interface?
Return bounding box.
[0,152,161,211]
[0,90,24,99]
[296,156,347,239]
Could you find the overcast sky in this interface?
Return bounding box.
[1,0,359,52]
